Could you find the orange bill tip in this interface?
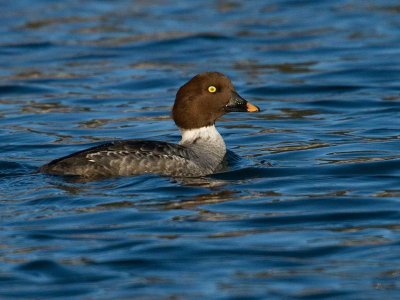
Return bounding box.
[246,102,260,112]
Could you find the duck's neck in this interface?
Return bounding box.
[179,125,226,153]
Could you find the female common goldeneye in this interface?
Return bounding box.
[40,72,260,178]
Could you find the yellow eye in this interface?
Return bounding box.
[208,86,217,93]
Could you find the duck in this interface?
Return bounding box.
[39,72,260,178]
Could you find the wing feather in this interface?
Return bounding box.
[40,140,204,177]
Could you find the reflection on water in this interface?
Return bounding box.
[1,0,400,299]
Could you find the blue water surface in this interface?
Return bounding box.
[1,0,400,299]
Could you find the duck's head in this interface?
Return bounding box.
[172,72,260,129]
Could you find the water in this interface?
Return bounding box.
[1,0,400,298]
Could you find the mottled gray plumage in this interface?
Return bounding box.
[40,140,221,178]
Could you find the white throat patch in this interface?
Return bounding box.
[179,125,225,149]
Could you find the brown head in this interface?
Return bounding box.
[172,72,260,129]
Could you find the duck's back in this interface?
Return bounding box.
[40,140,211,178]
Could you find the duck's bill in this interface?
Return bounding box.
[225,91,260,113]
